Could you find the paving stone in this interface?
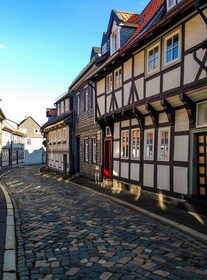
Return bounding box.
[4,166,207,280]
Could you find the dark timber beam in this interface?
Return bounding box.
[145,103,158,127]
[179,92,196,125]
[133,107,144,131]
[160,99,175,126]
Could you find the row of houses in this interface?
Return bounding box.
[41,0,207,203]
[0,112,45,168]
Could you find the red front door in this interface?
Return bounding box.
[104,138,112,180]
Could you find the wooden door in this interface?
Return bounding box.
[103,138,112,180]
[197,133,207,198]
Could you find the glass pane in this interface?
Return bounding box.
[199,156,205,163]
[199,136,204,143]
[200,187,206,195]
[199,177,205,185]
[199,166,205,174]
[167,38,172,50]
[173,46,178,59]
[199,146,205,154]
[173,34,179,47]
[166,50,171,63]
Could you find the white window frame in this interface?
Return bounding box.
[111,29,119,54]
[114,67,122,89]
[196,101,207,128]
[92,137,97,164]
[106,74,113,93]
[144,129,154,160]
[146,41,160,76]
[84,138,89,163]
[158,127,170,161]
[76,93,80,116]
[167,0,176,11]
[121,130,129,159]
[163,27,181,68]
[131,128,140,160]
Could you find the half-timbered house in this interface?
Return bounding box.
[41,92,73,177]
[89,0,207,201]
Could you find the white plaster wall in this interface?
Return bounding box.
[124,82,131,106]
[114,122,120,139]
[135,78,144,100]
[113,141,119,158]
[159,113,168,124]
[121,120,130,127]
[157,165,170,191]
[113,160,119,177]
[124,59,132,81]
[175,109,189,132]
[145,116,153,126]
[98,96,105,116]
[163,67,181,92]
[146,76,160,97]
[174,135,189,162]
[184,50,206,85]
[130,163,140,181]
[121,162,128,179]
[131,118,138,126]
[107,94,112,113]
[143,164,154,188]
[115,90,122,109]
[173,166,188,194]
[97,79,105,96]
[134,51,144,77]
[25,137,43,151]
[185,13,207,51]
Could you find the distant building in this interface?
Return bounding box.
[41,93,73,176]
[1,118,25,167]
[19,116,46,165]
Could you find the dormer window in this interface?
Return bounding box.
[102,43,107,55]
[111,29,119,54]
[167,0,183,11]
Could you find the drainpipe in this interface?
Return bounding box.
[194,0,207,25]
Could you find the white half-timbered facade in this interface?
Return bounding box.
[90,0,207,200]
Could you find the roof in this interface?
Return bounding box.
[41,111,73,130]
[19,116,41,127]
[121,0,165,52]
[106,9,140,37]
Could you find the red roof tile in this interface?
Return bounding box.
[121,0,165,52]
[116,11,141,24]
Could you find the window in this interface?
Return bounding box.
[131,129,140,159]
[158,128,170,161]
[144,129,154,160]
[147,43,160,74]
[197,101,207,128]
[61,101,65,114]
[167,0,176,10]
[34,129,40,134]
[121,130,129,158]
[76,93,80,116]
[114,67,122,88]
[90,84,95,109]
[106,126,112,137]
[92,138,96,164]
[102,42,107,55]
[163,29,181,67]
[27,139,31,145]
[111,30,118,54]
[84,138,89,163]
[84,87,89,112]
[106,74,113,93]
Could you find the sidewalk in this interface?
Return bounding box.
[0,186,7,280]
[67,175,207,242]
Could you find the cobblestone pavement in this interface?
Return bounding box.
[2,166,207,280]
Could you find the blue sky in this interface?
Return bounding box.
[0,0,150,125]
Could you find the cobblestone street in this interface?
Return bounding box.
[2,166,207,280]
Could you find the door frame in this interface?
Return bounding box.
[103,137,113,180]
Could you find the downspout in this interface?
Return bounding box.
[194,0,207,25]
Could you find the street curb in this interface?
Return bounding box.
[0,172,17,280]
[69,180,207,245]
